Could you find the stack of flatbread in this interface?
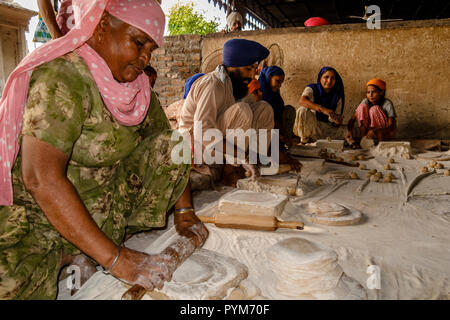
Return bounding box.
[264,238,367,299]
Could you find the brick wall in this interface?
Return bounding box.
[150,34,202,108]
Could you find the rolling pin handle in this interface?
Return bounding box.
[122,284,147,300]
[276,220,304,230]
[197,216,215,224]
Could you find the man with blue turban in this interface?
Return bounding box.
[179,39,275,188]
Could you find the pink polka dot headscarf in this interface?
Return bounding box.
[0,0,165,205]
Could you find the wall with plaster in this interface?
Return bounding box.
[154,19,449,139]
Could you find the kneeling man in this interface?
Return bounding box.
[179,39,276,187]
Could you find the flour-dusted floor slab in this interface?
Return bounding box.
[200,151,450,300]
[218,190,288,217]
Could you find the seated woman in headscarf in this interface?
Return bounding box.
[0,0,207,300]
[258,66,297,147]
[346,78,396,146]
[258,66,301,169]
[294,66,345,143]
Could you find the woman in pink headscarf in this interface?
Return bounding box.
[0,0,207,299]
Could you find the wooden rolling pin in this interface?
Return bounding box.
[295,155,359,167]
[121,236,196,300]
[198,214,304,231]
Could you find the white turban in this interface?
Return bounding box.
[227,11,244,30]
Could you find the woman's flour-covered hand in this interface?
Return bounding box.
[174,212,209,248]
[109,247,177,291]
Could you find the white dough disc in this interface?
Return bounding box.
[300,202,363,226]
[307,201,348,217]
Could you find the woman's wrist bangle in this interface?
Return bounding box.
[103,246,122,275]
[175,207,195,215]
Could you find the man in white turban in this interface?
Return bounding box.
[227,11,244,32]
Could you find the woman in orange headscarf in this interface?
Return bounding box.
[346,78,397,147]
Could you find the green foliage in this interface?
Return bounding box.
[168,2,219,36]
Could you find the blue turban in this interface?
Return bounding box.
[223,39,269,67]
[184,73,205,99]
[259,66,285,124]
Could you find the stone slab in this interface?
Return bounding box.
[237,174,312,197]
[316,140,345,152]
[218,190,288,217]
[288,145,321,157]
[376,141,412,151]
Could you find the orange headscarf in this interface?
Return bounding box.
[366,78,386,91]
[248,79,260,94]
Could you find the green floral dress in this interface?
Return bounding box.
[0,53,190,300]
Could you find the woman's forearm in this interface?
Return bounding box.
[37,0,62,38]
[174,182,193,209]
[299,96,327,114]
[30,176,117,267]
[22,136,117,268]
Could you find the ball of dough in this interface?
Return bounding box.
[420,167,428,173]
[388,158,395,164]
[402,153,412,160]
[428,160,437,168]
[383,176,392,183]
[288,187,297,196]
[350,172,359,179]
[383,164,391,170]
[369,169,377,175]
[375,172,383,179]
[227,288,245,300]
[387,173,395,179]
